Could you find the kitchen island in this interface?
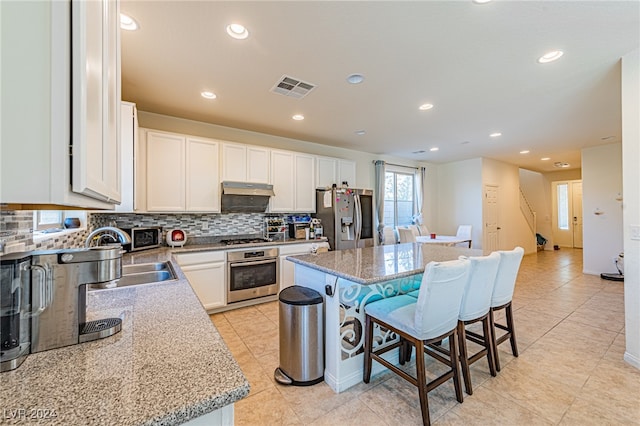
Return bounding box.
[0,251,249,425]
[288,242,480,393]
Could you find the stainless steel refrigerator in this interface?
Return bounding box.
[314,188,374,250]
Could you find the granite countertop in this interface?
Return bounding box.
[165,236,328,254]
[0,251,249,425]
[287,242,483,284]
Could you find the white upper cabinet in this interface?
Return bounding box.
[71,0,121,203]
[316,156,357,189]
[294,154,316,212]
[146,131,186,212]
[338,159,357,188]
[270,150,315,213]
[116,102,137,212]
[0,1,119,209]
[143,129,220,212]
[186,137,220,212]
[221,142,269,183]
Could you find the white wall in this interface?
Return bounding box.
[435,158,483,248]
[483,159,536,253]
[519,168,584,251]
[581,143,623,275]
[622,49,640,369]
[137,110,425,191]
[519,169,554,249]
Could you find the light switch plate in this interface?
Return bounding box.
[631,225,640,241]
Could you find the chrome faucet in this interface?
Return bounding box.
[85,227,132,248]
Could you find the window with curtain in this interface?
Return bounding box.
[384,170,415,227]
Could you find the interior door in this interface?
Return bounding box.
[571,181,583,248]
[552,180,583,248]
[484,184,500,251]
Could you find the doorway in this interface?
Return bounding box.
[483,184,500,251]
[552,180,583,248]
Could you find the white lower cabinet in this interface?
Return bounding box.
[278,242,330,291]
[175,251,226,311]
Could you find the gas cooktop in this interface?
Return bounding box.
[220,237,272,246]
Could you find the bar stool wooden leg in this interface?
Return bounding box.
[457,322,473,395]
[363,315,374,383]
[414,337,430,425]
[482,316,497,377]
[505,303,519,357]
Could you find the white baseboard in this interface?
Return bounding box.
[624,351,640,370]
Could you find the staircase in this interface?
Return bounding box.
[519,187,537,244]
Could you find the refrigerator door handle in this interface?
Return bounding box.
[354,193,362,244]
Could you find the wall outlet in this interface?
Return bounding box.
[631,225,640,241]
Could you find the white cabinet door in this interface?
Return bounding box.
[270,150,295,212]
[71,0,121,203]
[186,137,220,212]
[316,157,337,189]
[180,262,226,311]
[222,143,270,183]
[278,242,329,290]
[116,102,137,212]
[295,154,316,212]
[338,160,357,188]
[221,143,247,182]
[146,131,185,211]
[246,146,270,183]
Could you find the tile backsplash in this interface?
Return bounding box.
[0,210,91,252]
[92,212,283,238]
[1,210,294,253]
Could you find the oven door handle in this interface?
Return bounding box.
[229,259,277,267]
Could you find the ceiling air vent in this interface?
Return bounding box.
[270,75,316,99]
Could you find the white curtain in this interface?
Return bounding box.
[374,160,386,244]
[414,167,426,224]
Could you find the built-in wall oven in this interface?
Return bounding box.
[227,247,279,303]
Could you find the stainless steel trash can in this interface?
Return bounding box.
[274,286,324,386]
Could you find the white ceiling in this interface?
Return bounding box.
[120,1,639,173]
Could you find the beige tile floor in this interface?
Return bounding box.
[210,249,639,425]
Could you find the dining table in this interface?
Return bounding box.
[416,235,472,248]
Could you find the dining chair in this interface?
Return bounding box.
[455,225,472,248]
[418,224,430,236]
[382,226,397,245]
[408,225,421,238]
[457,252,501,395]
[397,227,417,243]
[363,259,471,425]
[489,246,525,371]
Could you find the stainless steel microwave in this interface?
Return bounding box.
[121,227,162,252]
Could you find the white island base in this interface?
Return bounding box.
[294,264,422,392]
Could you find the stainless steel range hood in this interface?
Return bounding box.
[221,181,275,213]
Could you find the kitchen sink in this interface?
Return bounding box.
[89,262,177,290]
[122,262,173,275]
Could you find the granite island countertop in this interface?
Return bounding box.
[287,242,483,284]
[0,251,249,425]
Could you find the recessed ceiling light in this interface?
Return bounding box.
[472,0,492,4]
[292,114,304,121]
[554,162,571,168]
[355,130,366,135]
[520,150,530,154]
[347,74,365,84]
[226,23,249,40]
[541,157,550,161]
[538,50,564,64]
[120,13,139,31]
[489,132,502,138]
[430,147,439,152]
[201,91,217,99]
[419,103,434,111]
